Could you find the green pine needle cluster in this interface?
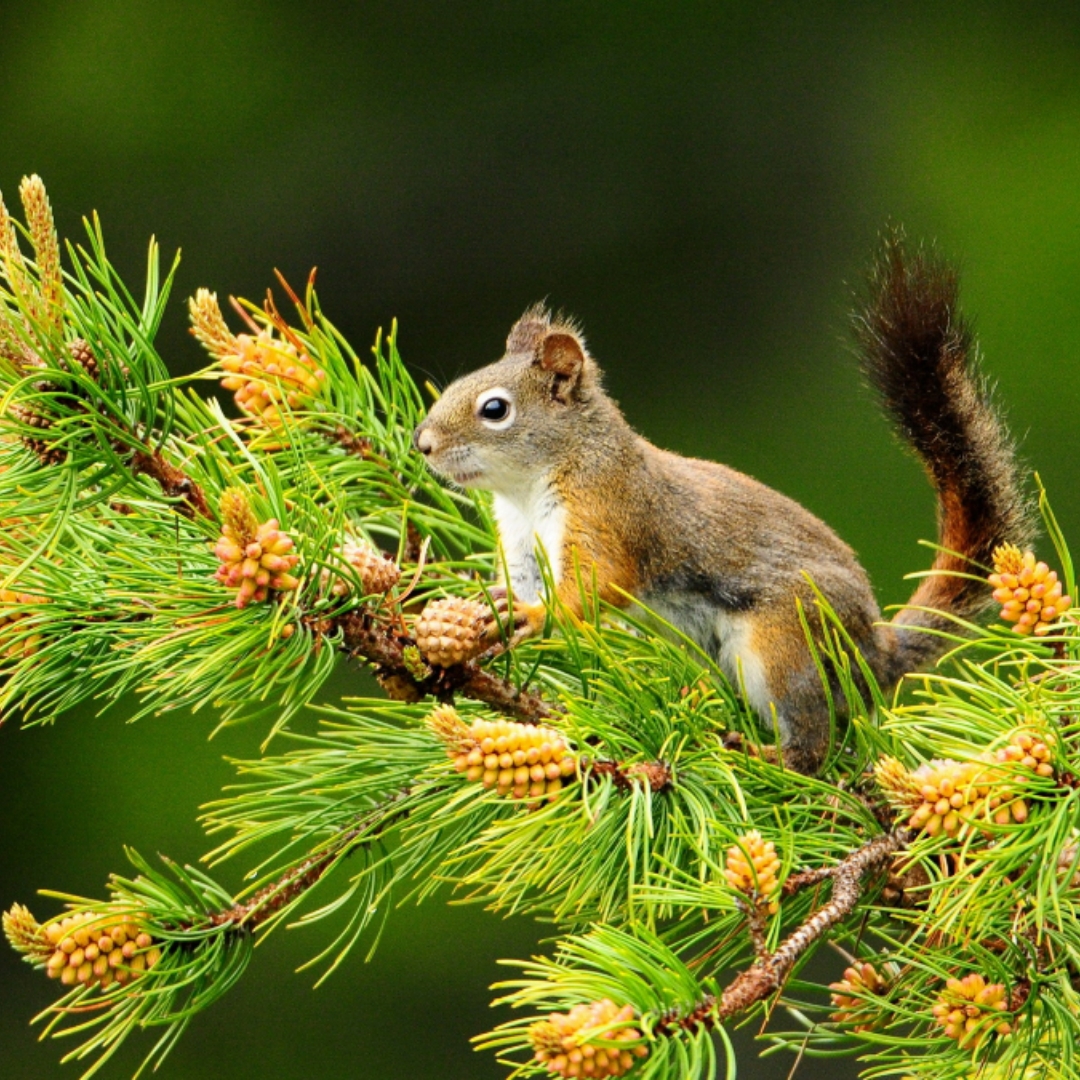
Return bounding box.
[4,178,1080,1080]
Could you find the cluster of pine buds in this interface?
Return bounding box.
[0,175,64,343]
[414,596,490,667]
[428,706,577,799]
[188,289,326,425]
[993,728,1055,777]
[0,587,41,659]
[724,830,782,913]
[876,727,1058,839]
[323,538,400,597]
[988,544,1071,636]
[213,488,300,608]
[4,904,161,990]
[529,999,649,1078]
[931,973,1012,1048]
[829,961,888,1031]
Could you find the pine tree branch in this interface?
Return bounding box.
[207,787,414,930]
[337,609,559,721]
[657,829,909,1033]
[128,447,211,518]
[585,758,673,792]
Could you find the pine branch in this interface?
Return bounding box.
[7,178,1080,1080]
[658,829,909,1032]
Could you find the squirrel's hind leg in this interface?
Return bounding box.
[718,608,834,775]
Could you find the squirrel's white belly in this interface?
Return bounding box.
[492,485,565,605]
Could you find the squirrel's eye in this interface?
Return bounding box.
[480,397,509,421]
[476,390,515,428]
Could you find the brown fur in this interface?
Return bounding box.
[414,245,1032,773]
[853,230,1035,681]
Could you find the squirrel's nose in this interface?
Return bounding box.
[413,424,435,455]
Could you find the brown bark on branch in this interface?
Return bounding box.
[657,829,910,1034]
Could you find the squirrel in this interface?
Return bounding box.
[412,234,1034,773]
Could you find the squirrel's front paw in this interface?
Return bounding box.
[480,587,544,648]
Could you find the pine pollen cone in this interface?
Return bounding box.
[931,973,1012,1048]
[829,962,888,1031]
[433,708,578,800]
[188,288,325,426]
[213,489,300,608]
[529,999,649,1078]
[7,906,163,991]
[414,596,490,667]
[881,743,1041,842]
[0,587,43,659]
[724,830,782,913]
[989,544,1071,636]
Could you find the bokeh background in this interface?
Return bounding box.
[3,2,1080,1077]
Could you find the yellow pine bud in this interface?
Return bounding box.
[213,490,301,608]
[3,904,54,964]
[931,973,1012,1048]
[425,704,472,750]
[440,716,576,800]
[18,175,63,336]
[9,907,161,991]
[829,961,889,1031]
[414,596,490,667]
[874,756,924,811]
[529,999,648,1078]
[724,830,781,913]
[188,289,239,361]
[989,546,1071,636]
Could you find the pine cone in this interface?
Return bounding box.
[529,999,648,1078]
[325,539,401,597]
[68,338,99,381]
[724,830,782,913]
[414,596,489,667]
[432,712,577,800]
[931,973,1012,1048]
[989,544,1071,636]
[9,403,65,465]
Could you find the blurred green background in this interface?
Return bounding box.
[3,2,1080,1077]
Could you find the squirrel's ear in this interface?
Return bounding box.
[536,332,587,403]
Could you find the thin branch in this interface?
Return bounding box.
[129,447,211,519]
[656,829,909,1034]
[207,787,413,930]
[585,759,673,793]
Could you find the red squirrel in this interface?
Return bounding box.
[413,235,1033,772]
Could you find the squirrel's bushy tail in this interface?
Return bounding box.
[854,229,1036,683]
